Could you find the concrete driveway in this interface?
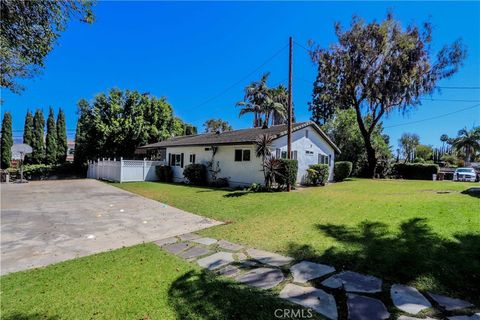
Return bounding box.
[1,179,221,275]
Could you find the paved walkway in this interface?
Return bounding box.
[155,234,479,320]
[1,180,221,275]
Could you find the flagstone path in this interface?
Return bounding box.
[154,233,477,320]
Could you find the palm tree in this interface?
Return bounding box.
[237,73,270,127]
[255,133,274,188]
[270,85,289,125]
[452,127,480,164]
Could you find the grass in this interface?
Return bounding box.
[1,243,316,320]
[114,179,480,305]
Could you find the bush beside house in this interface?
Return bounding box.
[156,165,173,182]
[183,164,208,185]
[334,161,353,182]
[276,159,298,189]
[306,164,330,186]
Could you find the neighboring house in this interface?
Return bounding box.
[137,121,340,187]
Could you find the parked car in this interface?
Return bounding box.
[453,167,478,182]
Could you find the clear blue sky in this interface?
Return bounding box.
[2,1,479,149]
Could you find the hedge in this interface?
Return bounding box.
[7,163,82,180]
[306,164,329,186]
[156,165,173,182]
[334,161,353,182]
[183,164,208,185]
[392,163,439,180]
[276,159,298,188]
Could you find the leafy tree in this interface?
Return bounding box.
[31,109,45,164]
[1,0,94,93]
[203,119,233,133]
[45,107,57,164]
[270,84,291,125]
[322,108,391,176]
[255,133,275,189]
[399,133,420,163]
[237,73,287,127]
[22,110,33,163]
[56,108,68,163]
[309,13,466,177]
[416,144,433,161]
[74,89,195,166]
[452,127,480,164]
[1,112,13,168]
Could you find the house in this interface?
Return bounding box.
[137,121,340,187]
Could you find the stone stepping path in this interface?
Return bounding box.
[280,284,338,320]
[347,294,390,320]
[290,260,335,283]
[428,292,474,311]
[391,284,432,314]
[235,267,284,290]
[322,271,382,293]
[153,233,477,319]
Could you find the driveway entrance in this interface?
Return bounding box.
[1,179,221,274]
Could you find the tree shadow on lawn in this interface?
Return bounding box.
[168,269,323,320]
[286,218,480,306]
[2,313,60,320]
[461,187,480,198]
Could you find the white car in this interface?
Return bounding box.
[453,167,478,182]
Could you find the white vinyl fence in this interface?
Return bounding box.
[87,158,165,182]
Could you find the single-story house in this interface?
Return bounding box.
[137,121,340,187]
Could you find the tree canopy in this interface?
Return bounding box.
[1,0,94,93]
[56,108,68,163]
[74,89,196,166]
[399,133,420,163]
[452,127,480,163]
[31,109,45,164]
[309,12,466,177]
[45,107,57,164]
[203,119,233,133]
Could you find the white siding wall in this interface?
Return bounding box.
[272,127,335,183]
[165,144,264,187]
[165,125,335,186]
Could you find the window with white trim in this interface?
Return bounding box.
[234,149,251,162]
[189,154,196,164]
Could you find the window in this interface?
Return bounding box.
[171,154,182,166]
[234,149,251,162]
[280,150,297,160]
[276,148,281,158]
[305,130,309,138]
[318,154,329,165]
[306,150,314,156]
[234,149,242,161]
[189,154,196,164]
[243,150,250,161]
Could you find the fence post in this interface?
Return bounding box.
[119,157,123,183]
[96,158,100,179]
[143,157,147,181]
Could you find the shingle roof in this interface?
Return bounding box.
[138,121,341,153]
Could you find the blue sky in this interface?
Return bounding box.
[2,1,479,149]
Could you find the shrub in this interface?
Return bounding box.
[306,164,329,186]
[276,159,298,188]
[156,165,173,182]
[334,161,352,182]
[392,163,439,180]
[7,163,82,180]
[183,164,207,185]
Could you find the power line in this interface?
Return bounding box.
[384,103,480,129]
[192,44,288,109]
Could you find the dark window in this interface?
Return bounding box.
[171,154,182,166]
[281,151,287,159]
[189,154,196,164]
[243,150,251,161]
[276,148,281,158]
[306,150,314,155]
[234,149,242,161]
[305,130,309,138]
[292,150,297,160]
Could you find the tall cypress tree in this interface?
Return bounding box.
[1,112,13,169]
[56,108,67,163]
[23,110,33,164]
[45,107,57,164]
[31,109,45,164]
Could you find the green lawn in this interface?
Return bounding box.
[1,243,315,320]
[115,179,480,305]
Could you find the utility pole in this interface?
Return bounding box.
[287,36,293,192]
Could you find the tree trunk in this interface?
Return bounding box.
[353,105,377,178]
